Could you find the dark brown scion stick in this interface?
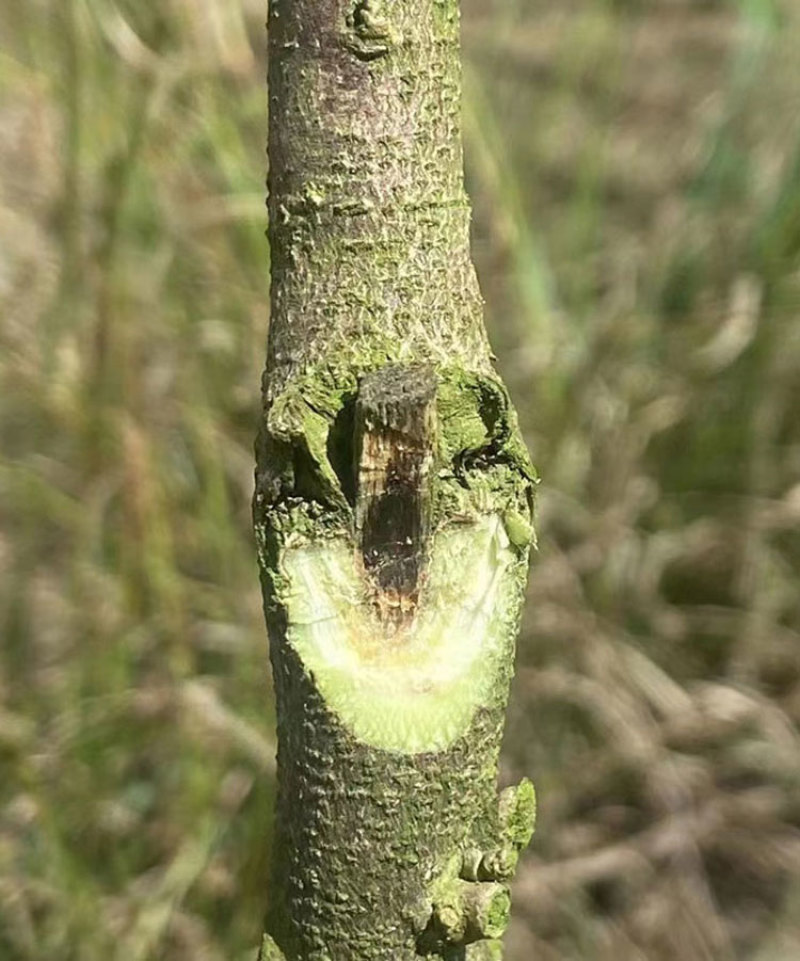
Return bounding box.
[355,365,437,628]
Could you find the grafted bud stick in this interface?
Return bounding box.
[355,365,437,626]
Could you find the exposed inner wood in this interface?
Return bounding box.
[354,365,437,629]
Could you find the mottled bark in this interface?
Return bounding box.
[254,1,536,959]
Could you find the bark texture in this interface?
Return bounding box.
[255,1,537,959]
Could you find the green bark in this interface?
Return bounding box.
[254,1,537,958]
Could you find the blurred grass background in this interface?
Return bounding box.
[1,0,799,958]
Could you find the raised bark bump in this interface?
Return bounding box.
[259,934,287,961]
